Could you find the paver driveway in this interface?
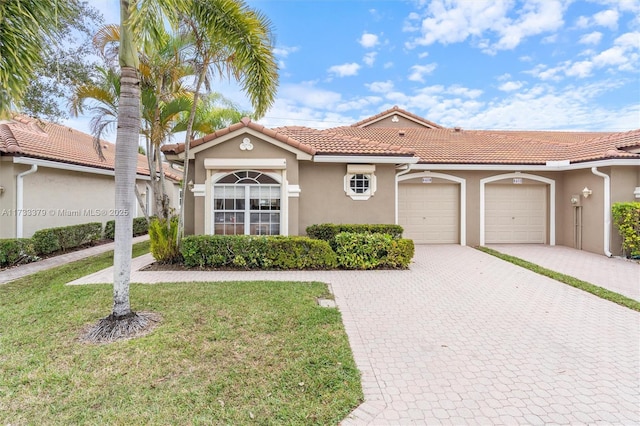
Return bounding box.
[337,245,639,425]
[70,245,640,425]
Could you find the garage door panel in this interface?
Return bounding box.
[399,184,459,244]
[485,185,546,244]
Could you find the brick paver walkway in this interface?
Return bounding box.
[69,245,640,425]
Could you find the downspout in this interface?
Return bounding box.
[395,165,413,224]
[16,164,38,238]
[591,167,612,257]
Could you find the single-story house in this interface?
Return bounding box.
[162,106,640,257]
[0,116,182,239]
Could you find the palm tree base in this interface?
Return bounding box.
[81,311,161,343]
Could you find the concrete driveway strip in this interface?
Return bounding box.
[68,246,640,425]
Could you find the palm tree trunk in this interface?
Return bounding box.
[176,65,207,247]
[112,0,140,319]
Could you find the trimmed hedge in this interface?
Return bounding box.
[306,223,404,250]
[181,235,338,270]
[0,239,38,268]
[334,232,414,269]
[32,222,102,254]
[612,202,640,258]
[104,216,151,240]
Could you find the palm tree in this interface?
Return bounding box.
[0,1,78,118]
[162,0,279,246]
[88,0,278,341]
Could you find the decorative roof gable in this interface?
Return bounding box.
[350,106,444,129]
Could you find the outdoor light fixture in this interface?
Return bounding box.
[0,185,4,195]
[187,180,194,191]
[582,187,592,198]
[634,187,640,199]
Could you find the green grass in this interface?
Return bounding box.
[477,246,640,312]
[0,242,363,425]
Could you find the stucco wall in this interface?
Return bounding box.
[190,132,300,235]
[298,162,396,235]
[0,159,16,238]
[18,166,146,238]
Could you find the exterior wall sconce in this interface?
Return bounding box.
[634,187,640,199]
[582,187,592,198]
[0,185,4,195]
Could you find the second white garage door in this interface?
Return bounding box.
[485,184,546,243]
[398,183,459,244]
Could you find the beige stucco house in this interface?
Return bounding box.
[0,116,182,239]
[162,106,640,257]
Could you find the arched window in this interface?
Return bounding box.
[212,171,280,235]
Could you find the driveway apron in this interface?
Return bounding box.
[336,245,639,425]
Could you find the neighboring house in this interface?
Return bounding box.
[162,106,640,257]
[0,116,182,239]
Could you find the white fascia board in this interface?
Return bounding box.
[314,155,419,164]
[204,158,287,170]
[188,128,313,160]
[13,156,151,180]
[409,158,640,171]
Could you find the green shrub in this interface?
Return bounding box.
[57,223,102,251]
[105,216,153,239]
[149,217,180,263]
[0,239,38,268]
[180,235,337,270]
[133,216,150,236]
[612,202,640,258]
[263,236,338,269]
[306,223,404,250]
[31,228,60,254]
[334,232,414,269]
[32,222,102,254]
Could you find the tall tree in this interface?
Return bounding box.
[0,0,79,118]
[156,0,279,246]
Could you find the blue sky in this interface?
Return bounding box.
[69,0,640,140]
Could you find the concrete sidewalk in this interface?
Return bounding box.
[488,244,640,302]
[0,235,149,285]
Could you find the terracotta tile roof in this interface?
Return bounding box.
[160,111,640,165]
[162,117,416,158]
[351,105,444,129]
[327,127,640,164]
[0,116,182,181]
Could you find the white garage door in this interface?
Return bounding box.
[485,185,546,243]
[398,183,459,244]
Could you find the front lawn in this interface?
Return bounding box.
[0,244,362,425]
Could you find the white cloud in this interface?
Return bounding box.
[405,0,565,54]
[408,64,437,82]
[363,52,377,66]
[383,62,394,69]
[327,63,361,77]
[366,80,394,93]
[279,82,342,109]
[593,9,619,30]
[565,61,594,78]
[498,81,524,92]
[359,32,379,48]
[579,31,603,45]
[273,46,299,58]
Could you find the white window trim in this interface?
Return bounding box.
[344,164,376,200]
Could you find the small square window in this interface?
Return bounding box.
[344,165,376,200]
[350,174,370,194]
